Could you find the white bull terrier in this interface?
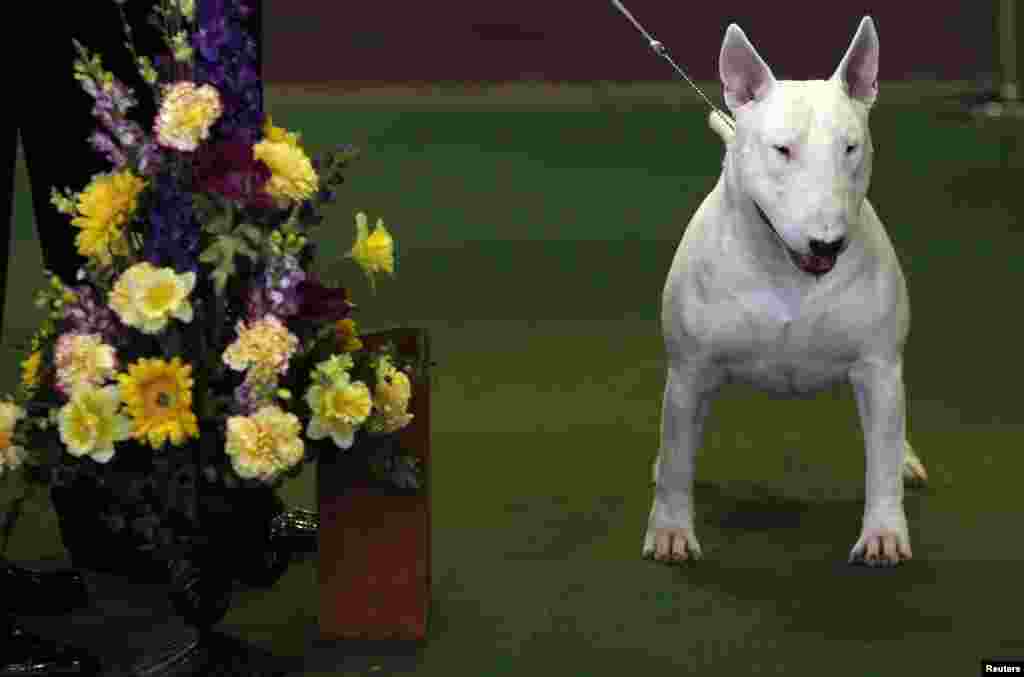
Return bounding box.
[644,16,928,568]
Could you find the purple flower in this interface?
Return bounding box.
[233,379,257,415]
[88,131,127,169]
[193,139,275,209]
[63,286,125,344]
[245,257,307,320]
[144,169,200,274]
[193,0,263,144]
[138,141,165,176]
[294,274,354,324]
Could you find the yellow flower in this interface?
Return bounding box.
[21,351,42,390]
[314,353,354,384]
[71,171,144,265]
[54,333,117,395]
[262,115,303,150]
[334,319,363,353]
[109,262,195,334]
[0,401,27,475]
[368,360,414,434]
[170,31,193,62]
[118,357,199,449]
[57,386,132,463]
[304,377,372,450]
[225,405,305,482]
[154,81,223,152]
[346,212,395,292]
[252,139,318,205]
[177,0,196,21]
[223,315,299,381]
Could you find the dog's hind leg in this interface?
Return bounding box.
[902,439,928,485]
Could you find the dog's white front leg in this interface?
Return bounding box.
[643,360,720,564]
[848,356,914,566]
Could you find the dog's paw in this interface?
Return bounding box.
[849,513,912,567]
[643,526,702,564]
[902,441,928,485]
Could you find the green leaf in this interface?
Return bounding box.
[204,211,234,236]
[199,235,244,296]
[235,223,263,245]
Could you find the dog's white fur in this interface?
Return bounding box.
[644,17,927,567]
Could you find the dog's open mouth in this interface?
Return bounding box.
[752,201,838,276]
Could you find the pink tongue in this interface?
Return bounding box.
[798,254,835,273]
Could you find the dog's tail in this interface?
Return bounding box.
[709,109,735,145]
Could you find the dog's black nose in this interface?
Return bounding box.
[808,237,845,258]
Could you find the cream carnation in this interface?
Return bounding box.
[0,402,27,476]
[54,332,118,395]
[223,315,299,381]
[154,81,223,152]
[225,405,305,482]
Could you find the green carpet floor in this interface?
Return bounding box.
[2,84,1023,675]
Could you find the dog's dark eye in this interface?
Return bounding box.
[773,145,791,159]
[846,143,859,155]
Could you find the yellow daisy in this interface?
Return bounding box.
[118,357,199,449]
[346,212,395,292]
[225,405,304,482]
[56,385,132,463]
[304,376,372,450]
[109,262,195,334]
[252,139,318,205]
[71,170,144,265]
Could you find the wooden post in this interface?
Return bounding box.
[317,328,431,640]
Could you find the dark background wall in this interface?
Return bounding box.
[265,1,1004,84]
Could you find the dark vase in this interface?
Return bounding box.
[49,429,289,630]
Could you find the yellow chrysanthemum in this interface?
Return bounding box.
[109,262,195,334]
[262,115,303,149]
[118,357,199,449]
[223,315,299,381]
[57,386,132,464]
[71,171,144,265]
[225,405,305,482]
[334,319,363,353]
[346,212,395,292]
[304,377,372,450]
[155,81,223,152]
[54,333,117,395]
[0,401,27,475]
[21,351,42,390]
[252,139,318,205]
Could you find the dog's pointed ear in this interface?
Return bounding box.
[719,23,776,112]
[832,16,879,107]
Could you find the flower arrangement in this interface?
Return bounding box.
[0,0,422,534]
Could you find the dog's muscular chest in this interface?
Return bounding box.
[677,267,875,397]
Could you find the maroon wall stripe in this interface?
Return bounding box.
[266,1,1000,84]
